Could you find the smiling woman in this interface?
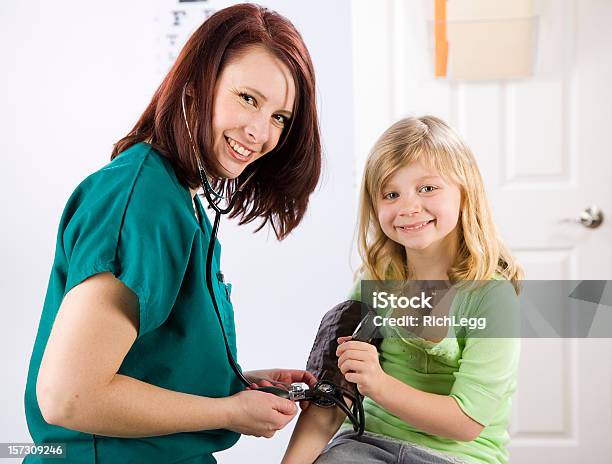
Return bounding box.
[111,3,320,239]
[24,4,321,464]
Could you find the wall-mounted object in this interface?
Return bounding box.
[433,0,539,80]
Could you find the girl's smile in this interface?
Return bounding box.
[395,219,436,232]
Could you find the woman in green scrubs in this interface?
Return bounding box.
[24,4,321,463]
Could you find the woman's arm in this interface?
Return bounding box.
[36,272,297,438]
[282,403,347,464]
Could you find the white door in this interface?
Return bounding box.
[352,0,612,461]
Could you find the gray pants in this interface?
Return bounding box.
[314,430,468,464]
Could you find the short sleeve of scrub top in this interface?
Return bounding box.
[24,143,243,464]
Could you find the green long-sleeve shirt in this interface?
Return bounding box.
[346,277,520,464]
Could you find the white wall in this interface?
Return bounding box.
[0,1,355,463]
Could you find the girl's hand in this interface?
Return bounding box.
[336,336,389,399]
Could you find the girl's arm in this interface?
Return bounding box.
[36,272,297,438]
[337,339,484,442]
[282,402,347,464]
[371,375,484,441]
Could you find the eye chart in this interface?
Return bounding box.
[156,0,232,72]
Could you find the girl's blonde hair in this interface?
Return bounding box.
[357,116,522,294]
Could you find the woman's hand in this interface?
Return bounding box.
[244,368,317,411]
[227,389,298,438]
[244,368,317,389]
[336,336,389,399]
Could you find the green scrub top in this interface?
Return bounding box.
[24,142,243,463]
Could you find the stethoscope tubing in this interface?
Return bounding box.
[183,81,364,432]
[201,193,364,434]
[203,198,252,389]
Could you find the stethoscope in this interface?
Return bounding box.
[181,85,365,434]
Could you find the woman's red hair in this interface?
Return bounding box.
[111,3,321,240]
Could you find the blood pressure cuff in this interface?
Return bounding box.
[306,300,382,396]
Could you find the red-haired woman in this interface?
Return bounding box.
[24,4,321,462]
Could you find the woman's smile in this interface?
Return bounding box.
[224,135,255,162]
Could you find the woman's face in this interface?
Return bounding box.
[209,45,296,178]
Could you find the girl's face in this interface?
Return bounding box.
[210,45,295,178]
[377,160,462,253]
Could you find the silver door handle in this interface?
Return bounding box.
[560,206,604,229]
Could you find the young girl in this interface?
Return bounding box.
[282,116,522,464]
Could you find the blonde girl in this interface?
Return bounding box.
[283,116,522,464]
